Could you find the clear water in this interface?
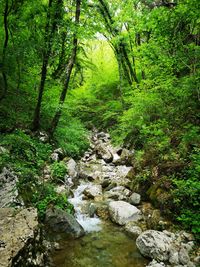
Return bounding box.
[51,221,148,267]
[51,181,148,267]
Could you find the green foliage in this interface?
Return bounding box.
[172,148,200,239]
[32,183,73,221]
[51,161,67,182]
[0,130,52,176]
[54,117,89,158]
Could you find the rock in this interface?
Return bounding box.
[146,260,166,267]
[67,158,78,179]
[55,184,72,196]
[101,178,111,188]
[112,152,121,164]
[114,148,134,165]
[194,256,200,265]
[179,247,190,265]
[0,208,38,267]
[95,141,113,163]
[45,207,84,238]
[54,148,65,159]
[129,192,141,205]
[88,203,97,217]
[38,131,49,142]
[124,222,142,238]
[83,184,102,199]
[169,249,180,265]
[108,201,141,225]
[0,168,23,208]
[136,230,173,262]
[0,146,9,154]
[104,186,131,201]
[79,161,103,181]
[113,165,134,186]
[50,152,59,162]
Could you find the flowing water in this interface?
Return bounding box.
[51,181,148,267]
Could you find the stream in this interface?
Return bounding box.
[51,181,148,267]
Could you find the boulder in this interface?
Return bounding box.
[0,208,38,267]
[79,161,103,181]
[83,184,102,199]
[0,168,23,208]
[50,152,59,162]
[178,247,190,265]
[146,260,166,267]
[95,141,113,162]
[45,207,84,238]
[124,222,142,238]
[114,148,134,165]
[129,192,141,205]
[67,158,78,179]
[113,165,134,186]
[108,201,141,225]
[54,148,65,159]
[136,230,173,262]
[104,186,131,201]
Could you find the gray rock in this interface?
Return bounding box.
[169,249,180,265]
[50,152,59,162]
[45,207,84,238]
[136,230,173,262]
[0,168,23,208]
[83,184,102,199]
[129,192,141,205]
[108,201,141,225]
[38,131,49,142]
[95,141,113,163]
[179,247,190,265]
[67,158,78,179]
[0,208,38,267]
[124,222,142,237]
[146,260,166,267]
[104,186,131,201]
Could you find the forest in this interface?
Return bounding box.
[0,0,200,264]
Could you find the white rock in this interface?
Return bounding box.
[108,201,141,225]
[67,158,78,179]
[146,260,165,267]
[179,247,190,265]
[136,230,173,262]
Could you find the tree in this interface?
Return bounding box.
[48,0,82,136]
[32,0,64,131]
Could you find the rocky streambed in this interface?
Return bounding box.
[0,131,199,267]
[49,131,199,267]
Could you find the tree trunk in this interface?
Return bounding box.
[49,0,81,137]
[32,0,63,130]
[0,0,9,101]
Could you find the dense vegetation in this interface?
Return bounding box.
[0,0,199,239]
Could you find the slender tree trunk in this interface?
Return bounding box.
[32,0,53,131]
[97,0,138,85]
[0,0,9,101]
[49,0,81,137]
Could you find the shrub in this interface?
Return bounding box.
[51,161,68,182]
[32,183,73,220]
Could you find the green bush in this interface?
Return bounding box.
[51,161,68,182]
[32,183,73,220]
[172,147,200,240]
[54,117,89,158]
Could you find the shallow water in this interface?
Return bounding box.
[51,221,148,267]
